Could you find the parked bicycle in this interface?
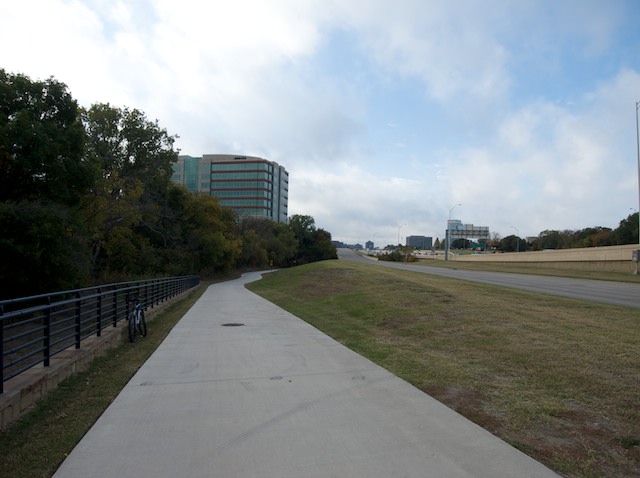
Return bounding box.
[128,296,147,342]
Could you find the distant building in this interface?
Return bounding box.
[172,154,288,222]
[405,235,433,249]
[447,220,490,243]
[365,240,374,250]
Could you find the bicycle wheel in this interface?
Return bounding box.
[128,311,137,342]
[138,309,147,337]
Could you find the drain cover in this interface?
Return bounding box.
[221,323,245,327]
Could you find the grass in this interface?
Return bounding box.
[247,260,640,478]
[1,262,638,477]
[0,283,209,478]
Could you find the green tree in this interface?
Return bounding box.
[236,218,297,268]
[571,227,612,247]
[288,214,337,264]
[81,103,179,278]
[0,202,90,298]
[0,70,95,296]
[500,235,527,252]
[452,238,471,249]
[0,69,96,205]
[613,213,639,245]
[533,230,569,250]
[176,193,241,275]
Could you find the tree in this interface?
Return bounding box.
[533,230,567,250]
[0,69,96,205]
[500,234,527,252]
[235,218,298,268]
[572,227,612,248]
[0,201,90,298]
[175,192,241,275]
[81,103,180,277]
[613,213,639,245]
[452,238,471,249]
[288,214,337,264]
[0,70,95,296]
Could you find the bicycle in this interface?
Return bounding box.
[127,296,147,343]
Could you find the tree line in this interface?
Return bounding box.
[491,220,638,253]
[426,217,638,253]
[0,69,336,299]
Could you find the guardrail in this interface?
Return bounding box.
[0,276,199,393]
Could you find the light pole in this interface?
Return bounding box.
[445,204,461,261]
[636,101,640,245]
[511,226,520,253]
[397,223,406,246]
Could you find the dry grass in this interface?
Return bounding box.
[247,260,640,477]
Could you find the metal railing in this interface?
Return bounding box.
[0,275,199,393]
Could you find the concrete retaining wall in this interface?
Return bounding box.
[451,244,640,273]
[0,291,190,431]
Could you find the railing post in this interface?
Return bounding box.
[126,291,131,324]
[1,304,4,394]
[113,289,118,327]
[96,288,102,337]
[75,292,81,349]
[44,297,51,366]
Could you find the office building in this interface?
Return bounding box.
[172,154,288,223]
[405,235,433,249]
[447,220,490,242]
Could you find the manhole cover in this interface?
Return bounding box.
[221,323,245,327]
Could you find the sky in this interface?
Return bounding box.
[2,0,640,246]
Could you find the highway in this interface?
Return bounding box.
[337,248,640,309]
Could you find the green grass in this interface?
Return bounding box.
[247,260,640,478]
[0,284,209,478]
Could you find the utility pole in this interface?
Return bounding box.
[511,225,520,253]
[445,204,461,261]
[636,101,640,245]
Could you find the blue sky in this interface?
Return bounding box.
[2,0,639,246]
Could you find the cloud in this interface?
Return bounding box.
[334,0,512,103]
[1,0,639,244]
[444,68,640,237]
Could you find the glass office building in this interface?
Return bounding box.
[172,154,289,223]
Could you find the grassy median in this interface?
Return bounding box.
[247,260,640,478]
[0,283,209,478]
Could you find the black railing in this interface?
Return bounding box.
[0,275,199,393]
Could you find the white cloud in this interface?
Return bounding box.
[335,0,512,103]
[1,0,639,244]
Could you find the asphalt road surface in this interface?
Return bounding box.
[337,248,640,309]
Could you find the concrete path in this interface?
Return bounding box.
[54,272,559,478]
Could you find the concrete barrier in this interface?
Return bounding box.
[450,244,640,273]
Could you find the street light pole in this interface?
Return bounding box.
[445,204,461,261]
[511,226,520,253]
[397,223,406,247]
[636,101,640,246]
